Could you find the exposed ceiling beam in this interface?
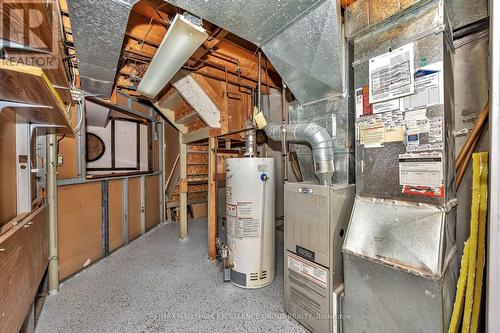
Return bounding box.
[125,32,161,47]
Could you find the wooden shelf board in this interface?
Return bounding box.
[0,61,73,135]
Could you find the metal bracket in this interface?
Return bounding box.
[0,100,67,134]
[441,198,458,213]
[30,123,64,135]
[453,128,471,137]
[0,100,52,113]
[183,13,203,27]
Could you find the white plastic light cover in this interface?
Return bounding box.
[137,14,208,98]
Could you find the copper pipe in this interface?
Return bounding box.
[456,102,489,170]
[183,59,277,89]
[456,125,484,188]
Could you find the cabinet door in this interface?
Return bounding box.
[128,177,142,241]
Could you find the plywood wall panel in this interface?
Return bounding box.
[187,164,208,175]
[128,178,142,240]
[164,121,180,187]
[58,105,78,179]
[108,180,124,252]
[187,152,208,164]
[58,183,102,280]
[58,136,78,179]
[145,175,160,231]
[0,109,17,225]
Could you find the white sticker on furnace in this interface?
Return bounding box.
[373,98,401,114]
[405,108,429,135]
[287,254,327,286]
[428,117,443,143]
[369,42,415,104]
[401,62,443,110]
[399,153,443,187]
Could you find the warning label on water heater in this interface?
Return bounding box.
[236,201,254,218]
[369,42,415,104]
[228,201,260,239]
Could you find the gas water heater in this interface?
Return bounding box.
[226,158,275,289]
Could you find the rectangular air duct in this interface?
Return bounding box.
[67,0,136,98]
[164,0,345,105]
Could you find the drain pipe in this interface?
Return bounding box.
[47,133,59,294]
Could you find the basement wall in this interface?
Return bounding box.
[56,96,164,280]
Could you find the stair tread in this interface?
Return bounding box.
[166,199,207,208]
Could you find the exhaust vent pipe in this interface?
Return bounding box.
[244,119,256,157]
[265,123,334,186]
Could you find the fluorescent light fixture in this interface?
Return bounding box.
[137,14,208,98]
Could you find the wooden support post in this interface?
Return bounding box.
[179,135,188,239]
[208,137,217,260]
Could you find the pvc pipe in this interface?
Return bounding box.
[47,133,59,294]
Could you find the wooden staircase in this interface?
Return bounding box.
[166,145,209,210]
[161,96,212,221]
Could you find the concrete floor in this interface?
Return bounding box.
[36,219,306,333]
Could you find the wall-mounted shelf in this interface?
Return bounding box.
[0,61,73,135]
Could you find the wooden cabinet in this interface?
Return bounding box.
[0,205,49,333]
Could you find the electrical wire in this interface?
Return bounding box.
[240,47,260,78]
[71,93,84,133]
[139,3,170,51]
[56,134,66,155]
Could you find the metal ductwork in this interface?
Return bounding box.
[265,122,335,185]
[165,0,345,105]
[262,0,344,104]
[67,0,137,98]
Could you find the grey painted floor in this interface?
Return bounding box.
[36,219,307,333]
